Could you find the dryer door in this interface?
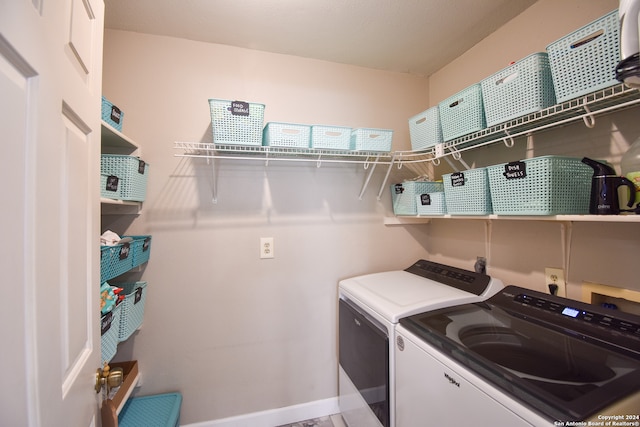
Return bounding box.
[339,298,389,427]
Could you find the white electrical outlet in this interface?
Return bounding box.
[544,267,566,297]
[260,237,274,259]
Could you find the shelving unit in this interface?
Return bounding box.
[174,84,640,202]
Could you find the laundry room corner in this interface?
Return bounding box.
[101,29,432,424]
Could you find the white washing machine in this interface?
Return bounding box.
[395,285,640,426]
[338,259,504,427]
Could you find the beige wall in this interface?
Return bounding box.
[102,30,430,424]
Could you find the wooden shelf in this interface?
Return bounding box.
[101,122,139,155]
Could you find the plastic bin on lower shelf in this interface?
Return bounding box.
[101,303,122,365]
[416,192,447,215]
[117,281,148,342]
[391,181,444,216]
[486,156,592,215]
[129,235,152,268]
[118,393,182,427]
[443,168,493,215]
[101,241,133,283]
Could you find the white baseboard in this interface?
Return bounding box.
[182,397,340,427]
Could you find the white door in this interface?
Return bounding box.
[0,0,104,426]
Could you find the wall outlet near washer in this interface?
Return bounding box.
[545,267,566,297]
[260,237,274,259]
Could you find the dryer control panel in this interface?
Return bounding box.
[405,259,491,296]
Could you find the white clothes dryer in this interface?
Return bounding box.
[338,259,504,427]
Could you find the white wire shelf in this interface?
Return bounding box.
[174,84,640,202]
[173,141,395,165]
[394,83,640,165]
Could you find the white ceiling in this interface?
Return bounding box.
[104,0,537,77]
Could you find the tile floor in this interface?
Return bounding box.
[277,414,346,427]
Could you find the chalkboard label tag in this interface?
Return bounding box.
[134,287,143,304]
[119,242,130,260]
[101,311,113,335]
[450,172,465,187]
[138,159,146,174]
[231,101,250,116]
[420,194,432,205]
[105,175,119,192]
[110,105,121,124]
[394,184,404,194]
[143,237,151,252]
[503,161,527,180]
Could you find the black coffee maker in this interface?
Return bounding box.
[582,157,636,214]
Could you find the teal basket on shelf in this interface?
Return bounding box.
[101,303,121,365]
[438,84,486,142]
[351,128,394,152]
[100,242,133,282]
[101,96,124,131]
[263,122,311,148]
[392,181,444,215]
[117,281,147,342]
[311,125,352,150]
[129,235,152,268]
[409,106,443,151]
[209,98,265,146]
[416,192,447,215]
[443,168,492,215]
[546,9,620,103]
[487,156,592,215]
[100,155,149,202]
[481,52,556,127]
[118,392,182,427]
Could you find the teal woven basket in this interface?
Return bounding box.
[481,53,556,127]
[443,168,492,215]
[487,156,592,215]
[351,128,394,152]
[100,155,149,202]
[263,122,311,148]
[100,242,133,282]
[409,106,443,151]
[101,96,123,131]
[438,84,486,141]
[392,181,444,215]
[118,392,182,427]
[209,98,265,146]
[416,192,447,215]
[101,303,121,365]
[546,9,620,103]
[311,125,352,150]
[129,235,152,268]
[117,281,147,342]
